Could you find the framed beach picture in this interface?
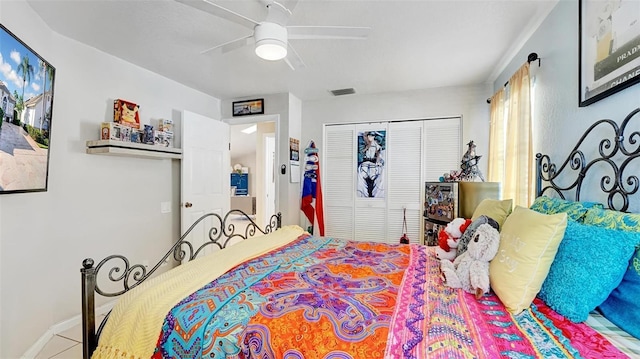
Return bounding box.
[232,98,264,116]
[0,23,56,194]
[579,0,640,107]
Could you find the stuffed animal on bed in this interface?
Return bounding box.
[455,215,500,258]
[440,223,500,299]
[435,218,472,261]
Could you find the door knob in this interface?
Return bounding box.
[184,202,193,208]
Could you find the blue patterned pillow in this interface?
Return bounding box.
[537,221,640,322]
[583,207,640,232]
[599,248,640,339]
[529,196,603,222]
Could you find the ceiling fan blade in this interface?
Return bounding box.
[288,26,370,40]
[284,42,306,70]
[257,0,299,14]
[265,2,292,26]
[175,0,259,29]
[200,35,254,54]
[281,0,299,14]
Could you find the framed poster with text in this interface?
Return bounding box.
[579,0,640,107]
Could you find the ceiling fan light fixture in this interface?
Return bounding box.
[254,22,288,61]
[255,39,287,60]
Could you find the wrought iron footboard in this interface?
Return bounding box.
[80,210,282,359]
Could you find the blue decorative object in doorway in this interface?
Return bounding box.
[231,173,249,196]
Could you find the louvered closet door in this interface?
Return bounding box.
[323,125,355,239]
[354,123,388,243]
[386,121,423,244]
[323,118,461,243]
[424,118,462,181]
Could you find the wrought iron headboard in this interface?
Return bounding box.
[80,209,282,359]
[535,107,640,211]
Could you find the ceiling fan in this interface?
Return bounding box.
[175,0,371,70]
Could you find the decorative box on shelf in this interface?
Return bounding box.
[113,99,140,129]
[157,118,173,132]
[85,140,182,160]
[423,181,500,245]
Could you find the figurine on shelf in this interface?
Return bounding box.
[439,141,485,182]
[441,170,461,183]
[460,140,485,182]
[143,124,154,145]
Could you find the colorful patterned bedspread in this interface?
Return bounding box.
[151,235,628,358]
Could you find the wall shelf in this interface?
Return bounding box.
[86,140,182,160]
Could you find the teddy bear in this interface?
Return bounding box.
[435,218,472,261]
[440,223,500,299]
[455,215,500,258]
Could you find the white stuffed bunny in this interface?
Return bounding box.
[440,223,500,298]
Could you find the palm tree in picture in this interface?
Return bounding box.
[13,90,23,124]
[17,55,34,125]
[38,59,46,130]
[37,59,54,131]
[44,65,54,132]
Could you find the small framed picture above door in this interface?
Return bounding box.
[232,99,264,116]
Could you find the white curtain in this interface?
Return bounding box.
[488,62,534,207]
[488,88,506,185]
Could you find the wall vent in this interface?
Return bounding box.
[330,88,356,96]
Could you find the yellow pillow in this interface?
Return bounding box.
[489,206,567,314]
[471,198,513,228]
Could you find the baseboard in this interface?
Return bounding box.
[21,301,116,359]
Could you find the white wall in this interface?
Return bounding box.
[494,0,640,212]
[287,94,303,226]
[0,0,3,336]
[0,2,221,357]
[0,0,3,331]
[0,1,4,355]
[255,122,276,227]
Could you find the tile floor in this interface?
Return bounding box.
[35,217,259,359]
[35,315,105,359]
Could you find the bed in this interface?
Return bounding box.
[81,108,640,359]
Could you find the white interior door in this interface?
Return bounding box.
[181,110,230,258]
[264,134,276,225]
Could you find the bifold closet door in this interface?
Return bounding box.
[353,123,388,243]
[424,118,462,181]
[386,121,423,244]
[322,117,461,243]
[323,125,355,240]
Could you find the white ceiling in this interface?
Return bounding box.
[26,0,558,102]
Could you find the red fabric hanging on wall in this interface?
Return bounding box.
[300,140,325,235]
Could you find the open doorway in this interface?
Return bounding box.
[264,133,276,225]
[229,121,276,227]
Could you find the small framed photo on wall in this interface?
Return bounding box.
[232,98,264,116]
[578,0,640,107]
